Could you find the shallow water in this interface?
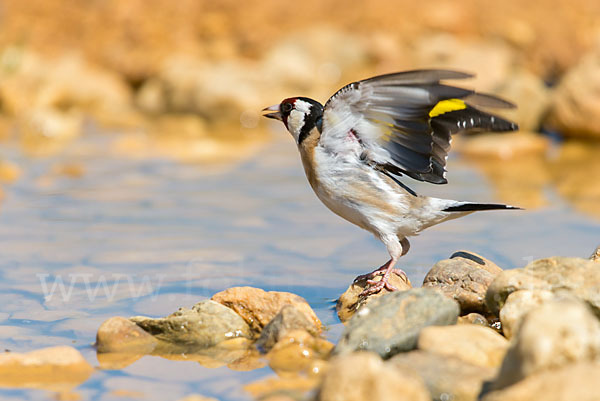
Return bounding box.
[0,127,599,401]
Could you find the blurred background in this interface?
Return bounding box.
[0,0,599,211]
[1,1,600,400]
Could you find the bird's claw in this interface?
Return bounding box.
[359,278,398,297]
[356,268,408,297]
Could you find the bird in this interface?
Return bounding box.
[262,69,520,296]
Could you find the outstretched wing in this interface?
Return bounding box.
[321,69,518,184]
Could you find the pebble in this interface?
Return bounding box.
[458,312,489,326]
[389,350,496,401]
[130,300,252,347]
[546,43,600,139]
[96,316,158,353]
[256,304,320,352]
[318,352,430,401]
[333,288,459,359]
[336,272,411,323]
[590,245,600,263]
[211,287,321,333]
[481,362,600,401]
[499,289,555,339]
[418,324,509,368]
[491,300,600,391]
[0,346,93,387]
[486,256,600,317]
[422,250,502,314]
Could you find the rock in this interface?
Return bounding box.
[211,287,321,334]
[492,300,600,390]
[591,245,600,263]
[336,273,411,323]
[333,288,459,359]
[318,352,430,401]
[0,346,93,387]
[19,107,83,157]
[389,350,496,401]
[267,329,334,375]
[481,362,600,401]
[486,257,600,317]
[458,313,489,327]
[412,35,515,91]
[256,305,321,352]
[0,50,133,124]
[499,289,555,339]
[458,132,550,161]
[493,69,551,132]
[422,251,502,314]
[546,44,600,139]
[96,316,158,353]
[130,300,252,347]
[417,324,509,368]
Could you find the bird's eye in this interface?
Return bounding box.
[281,103,293,113]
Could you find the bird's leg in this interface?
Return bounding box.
[353,259,392,282]
[357,236,409,297]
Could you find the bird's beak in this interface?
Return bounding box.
[262,104,282,121]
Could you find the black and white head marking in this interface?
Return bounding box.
[279,97,324,145]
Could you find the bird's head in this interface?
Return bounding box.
[263,97,324,144]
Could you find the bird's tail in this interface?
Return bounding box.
[443,202,522,212]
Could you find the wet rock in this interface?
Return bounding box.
[267,329,334,375]
[546,44,600,139]
[417,324,509,368]
[154,337,264,371]
[492,300,600,390]
[422,251,502,314]
[333,288,459,359]
[499,289,555,339]
[458,312,488,327]
[96,316,158,354]
[389,350,496,401]
[318,352,430,401]
[256,305,320,352]
[211,287,321,334]
[130,300,252,347]
[0,346,93,387]
[486,256,600,317]
[481,362,600,401]
[458,132,550,160]
[336,273,411,323]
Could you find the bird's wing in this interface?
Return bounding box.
[321,69,518,184]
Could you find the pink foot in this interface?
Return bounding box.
[356,269,408,297]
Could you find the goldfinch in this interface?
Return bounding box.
[263,70,520,296]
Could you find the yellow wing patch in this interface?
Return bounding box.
[429,99,467,118]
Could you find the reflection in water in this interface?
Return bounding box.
[460,134,600,219]
[549,141,600,219]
